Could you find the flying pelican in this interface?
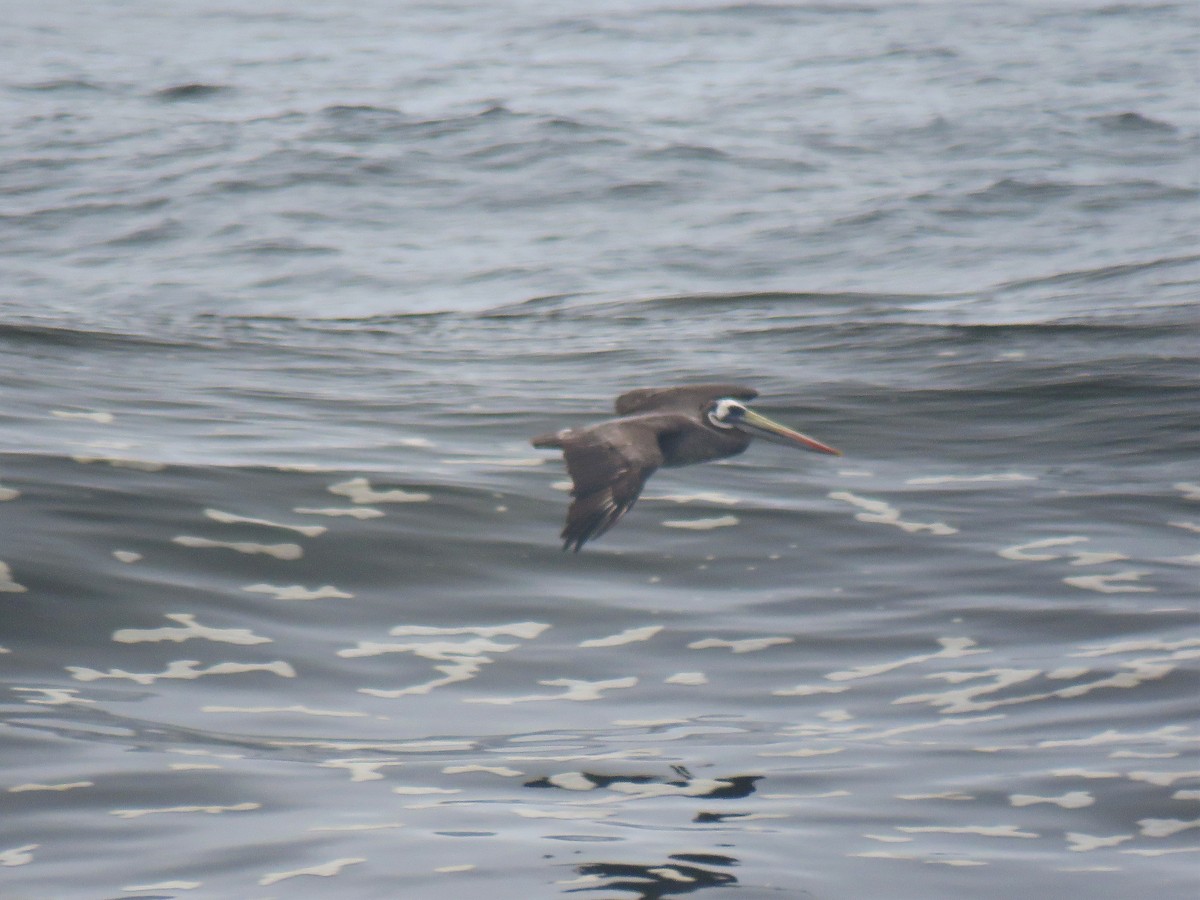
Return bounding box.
[532,384,840,551]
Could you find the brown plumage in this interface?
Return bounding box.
[532,384,840,552]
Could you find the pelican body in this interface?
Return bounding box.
[532,383,840,551]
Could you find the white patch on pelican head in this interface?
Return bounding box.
[707,398,746,429]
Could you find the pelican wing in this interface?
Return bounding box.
[614,383,758,416]
[556,415,684,552]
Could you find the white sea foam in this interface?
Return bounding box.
[259,858,365,886]
[328,477,430,503]
[204,507,327,537]
[828,491,957,535]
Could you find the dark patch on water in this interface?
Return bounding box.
[571,859,739,896]
[153,83,233,101]
[14,79,106,93]
[1090,111,1178,133]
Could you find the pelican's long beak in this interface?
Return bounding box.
[738,408,842,456]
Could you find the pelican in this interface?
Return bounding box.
[532,384,840,551]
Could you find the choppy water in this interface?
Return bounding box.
[2,1,1199,897]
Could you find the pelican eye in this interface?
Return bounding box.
[707,398,745,429]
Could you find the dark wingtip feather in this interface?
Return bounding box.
[558,489,637,553]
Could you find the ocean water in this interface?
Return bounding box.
[2,1,1198,897]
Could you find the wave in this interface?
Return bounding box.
[13,78,106,93]
[995,253,1200,290]
[152,83,234,102]
[968,177,1196,206]
[1089,111,1178,133]
[0,320,205,351]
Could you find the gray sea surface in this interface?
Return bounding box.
[2,1,1198,897]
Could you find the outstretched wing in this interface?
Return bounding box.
[614,383,758,416]
[555,416,682,552]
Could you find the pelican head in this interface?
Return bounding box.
[706,398,841,455]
